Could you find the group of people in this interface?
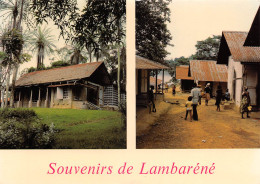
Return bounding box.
[185,83,251,121]
[148,82,251,120]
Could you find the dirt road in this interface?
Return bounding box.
[136,91,260,149]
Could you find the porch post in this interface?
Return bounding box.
[50,88,54,108]
[162,69,164,94]
[45,87,48,108]
[155,70,158,100]
[29,89,33,108]
[17,91,21,108]
[37,87,41,107]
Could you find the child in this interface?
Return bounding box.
[185,96,193,122]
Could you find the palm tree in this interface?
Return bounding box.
[69,43,88,65]
[0,0,28,107]
[28,26,56,69]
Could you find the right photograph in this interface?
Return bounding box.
[136,0,260,149]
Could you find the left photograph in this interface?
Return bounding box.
[0,0,126,149]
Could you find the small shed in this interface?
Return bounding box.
[189,60,228,96]
[176,65,194,92]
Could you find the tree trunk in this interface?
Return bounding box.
[88,47,92,63]
[10,63,19,107]
[4,65,11,108]
[1,87,4,108]
[9,0,25,108]
[117,19,121,109]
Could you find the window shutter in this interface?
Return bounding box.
[57,87,63,99]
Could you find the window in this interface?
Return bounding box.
[63,87,69,99]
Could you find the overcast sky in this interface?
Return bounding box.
[166,0,260,60]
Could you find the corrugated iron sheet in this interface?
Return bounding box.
[16,62,103,86]
[223,31,260,62]
[136,55,169,69]
[176,65,193,80]
[190,60,228,82]
[244,7,260,46]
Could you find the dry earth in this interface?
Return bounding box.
[136,89,260,149]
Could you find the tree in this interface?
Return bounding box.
[0,0,30,108]
[74,0,126,108]
[28,26,56,69]
[166,56,189,81]
[136,0,172,63]
[191,35,221,60]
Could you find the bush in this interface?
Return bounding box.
[0,108,37,121]
[0,109,55,149]
[50,60,70,68]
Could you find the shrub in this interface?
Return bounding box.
[0,109,55,149]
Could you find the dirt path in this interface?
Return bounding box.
[137,91,260,149]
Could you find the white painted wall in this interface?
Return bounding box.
[227,56,243,106]
[244,65,259,105]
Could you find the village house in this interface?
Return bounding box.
[217,7,260,110]
[189,60,228,96]
[14,62,113,109]
[136,55,169,107]
[175,65,194,92]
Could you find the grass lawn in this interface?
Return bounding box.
[32,108,126,149]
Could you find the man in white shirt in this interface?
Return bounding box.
[191,83,201,121]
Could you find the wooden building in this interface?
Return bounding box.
[14,62,111,109]
[217,6,260,109]
[189,60,228,96]
[136,56,169,106]
[176,65,194,92]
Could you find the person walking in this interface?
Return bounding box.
[172,84,176,96]
[149,86,156,112]
[215,85,222,111]
[241,87,251,119]
[191,83,201,121]
[204,83,211,106]
[185,96,193,122]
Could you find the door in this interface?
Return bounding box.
[245,69,257,105]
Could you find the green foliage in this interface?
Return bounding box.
[1,28,24,65]
[136,0,172,63]
[74,0,126,60]
[28,26,56,69]
[50,60,70,68]
[191,35,221,60]
[104,46,126,91]
[166,56,190,81]
[0,108,55,149]
[0,108,37,120]
[29,0,78,40]
[26,60,71,74]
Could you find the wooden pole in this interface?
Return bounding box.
[155,70,158,100]
[162,69,164,94]
[29,89,33,108]
[37,87,41,107]
[45,87,48,108]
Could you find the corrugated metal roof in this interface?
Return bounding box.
[176,65,193,80]
[244,6,260,46]
[16,62,103,86]
[136,55,169,69]
[223,31,260,62]
[190,60,228,82]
